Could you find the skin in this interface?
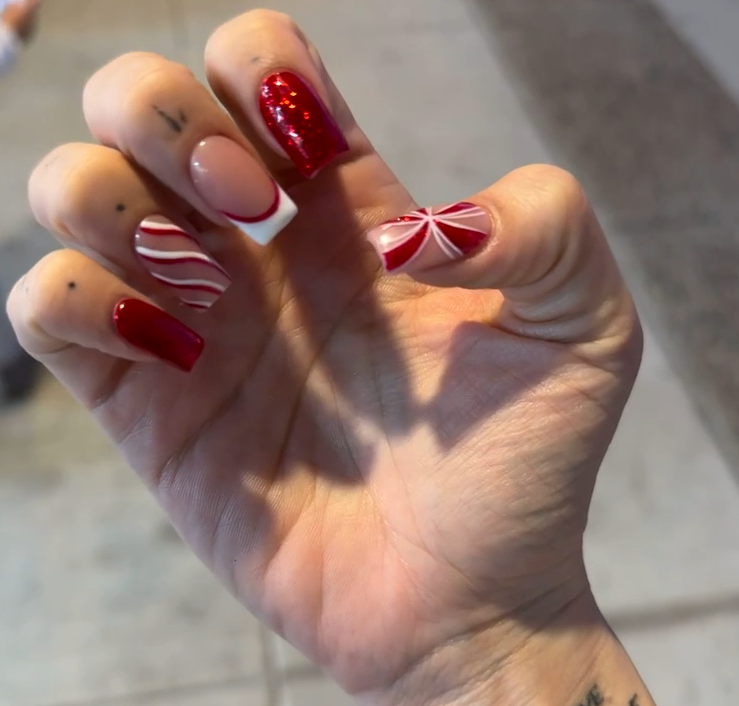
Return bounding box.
[7,10,650,706]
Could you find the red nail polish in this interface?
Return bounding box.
[113,299,204,372]
[366,202,490,274]
[259,71,349,178]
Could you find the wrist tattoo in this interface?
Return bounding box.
[575,685,604,706]
[573,685,640,706]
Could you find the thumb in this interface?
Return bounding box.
[366,165,637,345]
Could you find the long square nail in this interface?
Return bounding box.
[135,217,231,311]
[191,136,298,246]
[113,299,204,372]
[259,71,349,178]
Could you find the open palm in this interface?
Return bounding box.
[8,10,642,702]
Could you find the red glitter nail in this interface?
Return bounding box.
[259,71,349,178]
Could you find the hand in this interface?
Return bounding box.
[1,0,41,43]
[8,10,642,706]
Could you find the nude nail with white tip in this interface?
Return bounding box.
[190,136,298,246]
[134,217,231,311]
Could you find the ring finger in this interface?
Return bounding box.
[29,143,234,311]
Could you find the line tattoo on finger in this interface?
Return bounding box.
[153,106,185,134]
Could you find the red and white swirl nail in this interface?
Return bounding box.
[366,202,490,274]
[135,217,231,311]
[190,136,298,246]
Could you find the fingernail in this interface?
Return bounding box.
[135,217,231,311]
[190,136,298,246]
[113,298,204,372]
[259,71,349,178]
[366,202,490,274]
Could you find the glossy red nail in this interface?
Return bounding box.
[259,71,349,178]
[113,299,204,372]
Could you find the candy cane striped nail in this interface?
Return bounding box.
[366,202,490,274]
[134,217,231,311]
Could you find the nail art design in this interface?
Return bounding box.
[259,71,349,178]
[135,218,231,311]
[366,202,489,273]
[113,299,205,372]
[190,136,298,246]
[221,180,298,247]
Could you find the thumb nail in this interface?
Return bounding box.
[366,202,489,274]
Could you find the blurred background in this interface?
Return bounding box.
[2,0,739,704]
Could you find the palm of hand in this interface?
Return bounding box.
[81,157,635,693]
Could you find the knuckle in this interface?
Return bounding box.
[537,166,589,223]
[28,144,90,232]
[207,9,298,56]
[85,52,165,85]
[116,65,186,129]
[84,53,192,143]
[515,165,591,235]
[239,8,294,30]
[39,153,112,236]
[18,251,82,333]
[28,144,70,225]
[83,52,164,106]
[104,51,165,74]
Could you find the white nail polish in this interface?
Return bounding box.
[222,184,298,246]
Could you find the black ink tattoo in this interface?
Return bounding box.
[575,684,604,706]
[153,106,184,134]
[67,281,76,290]
[629,696,639,706]
[115,203,126,212]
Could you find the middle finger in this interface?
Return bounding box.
[83,52,297,246]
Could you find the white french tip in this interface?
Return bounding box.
[227,187,298,246]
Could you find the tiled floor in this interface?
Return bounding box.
[1,1,739,704]
[652,0,739,98]
[470,0,739,470]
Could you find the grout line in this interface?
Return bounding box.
[260,628,325,706]
[608,592,739,634]
[261,624,282,706]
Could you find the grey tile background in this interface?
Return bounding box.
[469,0,739,471]
[1,0,739,704]
[652,0,739,98]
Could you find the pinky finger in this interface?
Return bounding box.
[7,249,205,398]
